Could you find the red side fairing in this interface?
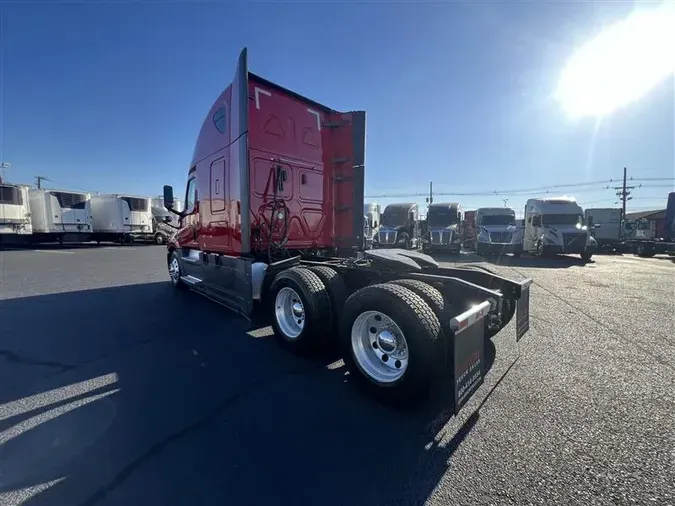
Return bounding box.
[247,76,331,251]
[247,75,364,254]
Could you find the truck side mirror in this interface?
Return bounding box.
[163,185,174,210]
[532,216,541,227]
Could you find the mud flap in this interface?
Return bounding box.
[516,280,532,342]
[449,300,491,415]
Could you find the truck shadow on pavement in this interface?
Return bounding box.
[0,282,498,506]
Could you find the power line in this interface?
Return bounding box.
[629,177,675,181]
[366,179,673,200]
[366,182,614,199]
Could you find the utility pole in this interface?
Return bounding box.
[35,175,50,189]
[613,167,635,221]
[426,181,433,207]
[0,162,9,184]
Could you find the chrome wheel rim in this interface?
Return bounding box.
[351,310,409,384]
[169,257,180,283]
[275,287,305,339]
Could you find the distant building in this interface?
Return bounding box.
[625,209,666,238]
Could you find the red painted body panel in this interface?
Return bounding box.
[176,51,364,258]
[464,211,476,227]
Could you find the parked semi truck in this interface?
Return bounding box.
[373,203,421,249]
[0,183,32,246]
[150,205,178,245]
[161,48,532,407]
[618,192,675,257]
[461,210,477,250]
[28,188,93,245]
[91,194,153,244]
[475,207,523,257]
[364,202,381,249]
[523,197,597,261]
[421,202,462,254]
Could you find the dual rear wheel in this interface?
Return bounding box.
[269,267,448,403]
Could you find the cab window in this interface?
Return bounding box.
[185,178,197,212]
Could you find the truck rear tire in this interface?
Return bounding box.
[387,279,448,326]
[305,265,348,336]
[155,233,165,245]
[340,283,442,404]
[270,267,332,355]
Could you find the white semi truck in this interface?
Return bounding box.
[28,188,93,245]
[0,183,32,246]
[475,207,523,257]
[523,197,597,261]
[91,194,153,244]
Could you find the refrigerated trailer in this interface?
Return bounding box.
[91,194,153,244]
[161,48,533,408]
[28,188,92,245]
[0,183,32,246]
[584,208,622,250]
[152,196,183,215]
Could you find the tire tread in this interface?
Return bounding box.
[340,283,441,404]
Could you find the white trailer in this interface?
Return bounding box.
[152,196,183,213]
[28,188,93,245]
[523,197,597,261]
[91,194,153,244]
[0,183,32,246]
[584,208,622,249]
[364,202,381,249]
[475,207,523,257]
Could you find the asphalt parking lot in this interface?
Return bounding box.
[0,245,673,506]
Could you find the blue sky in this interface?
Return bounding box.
[1,1,673,217]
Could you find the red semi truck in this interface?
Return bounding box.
[162,48,533,407]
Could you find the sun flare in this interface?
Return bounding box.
[556,4,675,118]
